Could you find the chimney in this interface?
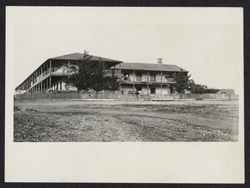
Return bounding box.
[157,58,162,64]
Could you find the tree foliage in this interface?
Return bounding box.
[106,72,120,91]
[187,78,218,94]
[65,51,120,92]
[172,72,218,94]
[172,72,191,93]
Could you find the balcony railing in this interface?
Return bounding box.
[104,69,121,75]
[31,68,53,86]
[121,78,175,84]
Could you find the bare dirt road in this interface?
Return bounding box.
[14,99,239,142]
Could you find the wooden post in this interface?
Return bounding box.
[49,76,51,90]
[45,77,47,90]
[119,63,122,89]
[41,80,43,93]
[147,72,149,95]
[133,70,135,90]
[49,59,52,73]
[47,77,49,90]
[161,71,163,97]
[60,81,62,90]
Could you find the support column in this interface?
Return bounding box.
[45,78,47,91]
[49,59,52,73]
[133,70,135,90]
[161,71,163,97]
[47,77,49,90]
[49,76,51,90]
[119,63,122,89]
[41,80,43,93]
[147,72,150,94]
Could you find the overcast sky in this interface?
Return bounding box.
[7,7,243,94]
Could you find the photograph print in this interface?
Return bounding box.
[11,7,243,142]
[5,6,245,184]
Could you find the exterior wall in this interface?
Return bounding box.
[142,74,148,82]
[16,57,186,95]
[120,85,171,96]
[121,86,134,94]
[122,71,175,83]
[155,87,170,95]
[141,87,148,95]
[120,70,175,96]
[51,81,77,91]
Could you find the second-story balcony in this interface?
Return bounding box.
[31,67,54,86]
[121,78,175,85]
[104,69,121,76]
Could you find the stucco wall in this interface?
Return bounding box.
[123,72,173,82]
[121,85,170,96]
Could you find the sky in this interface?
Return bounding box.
[7,7,243,94]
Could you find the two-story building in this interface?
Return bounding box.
[15,53,188,96]
[120,58,188,95]
[15,53,122,94]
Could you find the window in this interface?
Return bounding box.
[150,74,156,81]
[136,87,142,91]
[136,74,142,82]
[150,88,156,94]
[165,72,173,78]
[123,72,130,80]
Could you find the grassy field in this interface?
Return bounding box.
[14,99,239,142]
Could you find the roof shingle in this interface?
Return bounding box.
[51,52,122,62]
[120,62,188,72]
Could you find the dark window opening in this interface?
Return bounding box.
[123,72,130,81]
[165,72,173,78]
[150,74,156,81]
[136,87,142,92]
[150,88,156,94]
[136,74,142,82]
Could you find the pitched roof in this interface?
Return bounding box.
[50,52,122,62]
[120,62,188,72]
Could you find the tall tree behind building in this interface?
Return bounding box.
[65,50,120,92]
[65,51,97,91]
[172,72,191,93]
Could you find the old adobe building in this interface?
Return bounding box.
[15,53,188,96]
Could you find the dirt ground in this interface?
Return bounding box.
[14,99,239,142]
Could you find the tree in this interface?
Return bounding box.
[64,51,97,91]
[187,78,218,94]
[65,50,120,92]
[106,72,120,91]
[91,62,109,92]
[172,72,191,93]
[172,73,218,94]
